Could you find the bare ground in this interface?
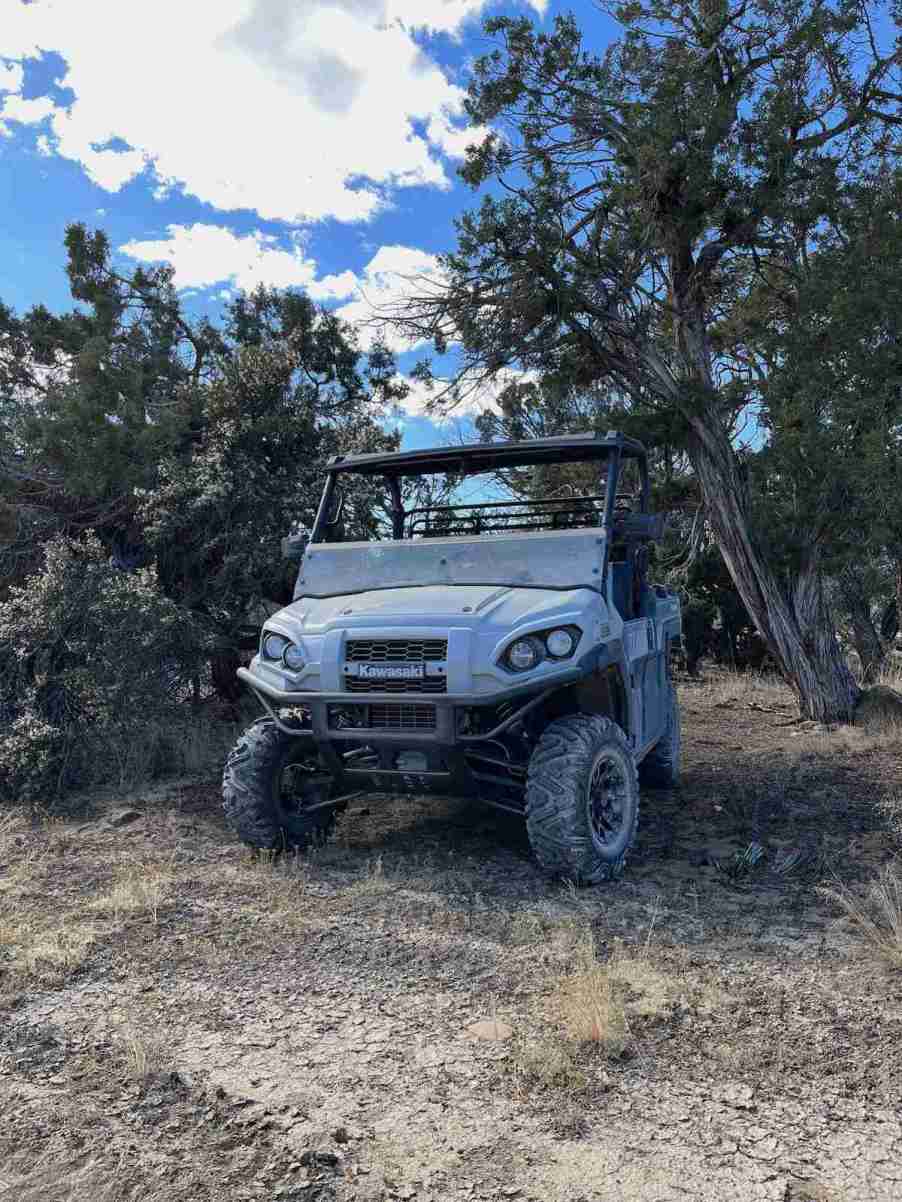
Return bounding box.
[2,670,902,1202]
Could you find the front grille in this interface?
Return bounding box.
[345,638,448,663]
[345,676,447,694]
[328,703,436,730]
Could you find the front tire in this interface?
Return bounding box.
[525,714,639,884]
[222,719,338,851]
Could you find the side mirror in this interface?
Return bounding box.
[281,532,309,562]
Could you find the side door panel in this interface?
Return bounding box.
[623,617,666,752]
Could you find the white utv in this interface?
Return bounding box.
[223,431,682,883]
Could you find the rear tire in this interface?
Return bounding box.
[525,714,639,884]
[222,719,338,851]
[638,682,681,788]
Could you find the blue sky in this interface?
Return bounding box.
[0,0,622,451]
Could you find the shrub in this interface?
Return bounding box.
[0,534,210,803]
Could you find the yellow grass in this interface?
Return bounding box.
[89,867,169,923]
[701,667,794,710]
[551,934,674,1055]
[121,1026,166,1082]
[822,865,902,970]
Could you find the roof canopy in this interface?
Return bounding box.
[327,430,646,477]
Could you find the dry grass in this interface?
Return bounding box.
[100,715,243,794]
[238,851,313,933]
[0,815,178,993]
[514,1039,588,1092]
[0,810,45,898]
[121,1026,166,1082]
[612,953,675,1018]
[557,957,630,1053]
[514,935,677,1094]
[878,794,902,851]
[0,916,97,988]
[551,934,674,1055]
[822,864,902,970]
[89,865,170,923]
[0,814,98,989]
[873,657,902,693]
[701,667,794,710]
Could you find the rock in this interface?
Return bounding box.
[106,807,143,828]
[855,684,902,729]
[332,1126,349,1144]
[299,1150,340,1169]
[465,1020,513,1041]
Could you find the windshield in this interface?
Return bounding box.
[311,456,644,545]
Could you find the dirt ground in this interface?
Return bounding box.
[2,669,902,1202]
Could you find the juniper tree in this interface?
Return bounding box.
[391,2,901,721]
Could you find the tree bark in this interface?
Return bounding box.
[662,260,861,723]
[684,410,859,721]
[836,565,886,684]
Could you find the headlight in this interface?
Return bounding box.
[261,631,289,661]
[546,628,575,658]
[506,637,544,672]
[499,626,582,672]
[282,643,305,672]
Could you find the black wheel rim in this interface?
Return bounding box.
[587,751,629,852]
[274,756,331,840]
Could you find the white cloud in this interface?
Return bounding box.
[118,226,441,334]
[393,367,538,419]
[309,270,359,301]
[393,373,443,417]
[120,223,326,294]
[335,244,446,351]
[0,93,55,135]
[0,0,544,223]
[386,0,547,36]
[0,60,24,92]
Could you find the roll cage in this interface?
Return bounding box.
[310,430,651,545]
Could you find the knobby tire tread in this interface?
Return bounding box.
[222,718,336,851]
[525,713,639,884]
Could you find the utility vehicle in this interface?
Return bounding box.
[223,431,681,883]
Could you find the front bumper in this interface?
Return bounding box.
[236,665,582,744]
[236,664,586,806]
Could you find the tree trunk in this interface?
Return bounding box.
[685,414,859,721]
[211,648,243,704]
[878,559,901,645]
[667,277,860,723]
[836,565,886,684]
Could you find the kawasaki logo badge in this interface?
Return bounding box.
[345,663,425,680]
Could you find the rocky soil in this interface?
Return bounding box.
[2,670,901,1201]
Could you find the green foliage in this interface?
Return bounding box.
[392,2,898,714]
[0,534,210,802]
[0,234,408,797]
[140,288,402,645]
[1,229,407,731]
[749,170,902,571]
[1,225,217,533]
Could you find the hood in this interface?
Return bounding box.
[280,584,600,637]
